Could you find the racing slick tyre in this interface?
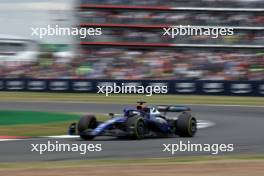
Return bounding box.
[176,112,197,137]
[77,115,98,140]
[126,115,145,139]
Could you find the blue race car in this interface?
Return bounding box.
[68,102,197,140]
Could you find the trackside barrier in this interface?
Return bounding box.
[0,79,263,96]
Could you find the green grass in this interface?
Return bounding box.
[0,92,264,106]
[0,111,107,137]
[0,154,263,169]
[0,121,74,137]
[0,111,81,125]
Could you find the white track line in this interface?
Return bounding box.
[43,135,79,139]
[0,139,24,142]
[197,120,215,129]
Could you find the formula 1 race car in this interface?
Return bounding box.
[68,102,197,140]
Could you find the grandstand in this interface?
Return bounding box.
[77,0,264,80]
[0,0,263,80]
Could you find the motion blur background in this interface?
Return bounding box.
[0,0,263,80]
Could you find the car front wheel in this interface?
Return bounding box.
[126,115,145,139]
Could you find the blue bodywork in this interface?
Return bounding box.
[91,117,126,136]
[69,103,196,139]
[82,107,175,137]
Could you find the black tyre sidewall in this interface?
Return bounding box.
[176,112,197,137]
[126,115,145,139]
[77,115,97,137]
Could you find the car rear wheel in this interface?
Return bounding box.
[77,115,97,140]
[176,112,197,137]
[126,115,145,139]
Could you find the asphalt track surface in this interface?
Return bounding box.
[0,101,264,162]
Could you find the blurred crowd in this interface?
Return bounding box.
[80,11,264,27]
[0,0,263,81]
[1,48,263,80]
[80,0,264,8]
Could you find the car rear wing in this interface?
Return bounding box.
[156,105,191,113]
